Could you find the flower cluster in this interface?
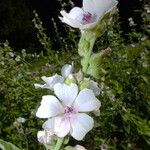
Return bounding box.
[34,0,118,148]
[35,64,101,146]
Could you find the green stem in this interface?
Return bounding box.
[54,138,64,150]
[78,31,97,74]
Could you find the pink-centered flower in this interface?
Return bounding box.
[36,83,101,140]
[59,0,118,30]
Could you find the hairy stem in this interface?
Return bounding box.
[78,31,97,74]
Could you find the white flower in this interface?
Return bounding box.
[37,130,53,145]
[59,0,118,30]
[16,117,26,123]
[34,64,73,90]
[34,64,100,96]
[36,83,101,140]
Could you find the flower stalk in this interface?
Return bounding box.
[54,138,64,150]
[78,31,97,74]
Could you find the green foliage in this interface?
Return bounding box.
[0,139,20,150]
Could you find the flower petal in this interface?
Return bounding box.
[34,83,47,89]
[36,95,64,118]
[80,21,97,30]
[61,64,73,78]
[54,83,78,107]
[42,118,55,134]
[73,89,101,112]
[66,7,84,21]
[83,0,95,14]
[41,74,64,89]
[37,130,51,144]
[54,115,70,137]
[34,74,64,89]
[60,7,84,28]
[70,113,94,140]
[93,0,118,18]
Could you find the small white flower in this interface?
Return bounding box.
[59,0,118,30]
[36,83,101,141]
[16,117,26,123]
[37,130,52,145]
[34,64,73,89]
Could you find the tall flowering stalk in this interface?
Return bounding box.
[35,0,118,149]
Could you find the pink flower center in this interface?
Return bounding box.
[64,106,74,117]
[82,12,93,23]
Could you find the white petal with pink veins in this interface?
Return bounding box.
[54,116,71,137]
[70,113,94,140]
[54,83,78,107]
[83,0,95,14]
[36,95,64,118]
[74,89,101,112]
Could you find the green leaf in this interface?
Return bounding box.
[0,139,20,150]
[87,52,103,79]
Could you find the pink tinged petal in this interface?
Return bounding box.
[36,95,64,118]
[93,0,118,18]
[73,89,101,112]
[83,0,95,14]
[61,64,73,78]
[54,83,78,107]
[42,118,55,134]
[54,116,70,137]
[70,113,94,141]
[37,130,51,145]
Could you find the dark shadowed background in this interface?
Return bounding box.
[0,0,144,51]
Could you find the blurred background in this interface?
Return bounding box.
[0,0,146,51]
